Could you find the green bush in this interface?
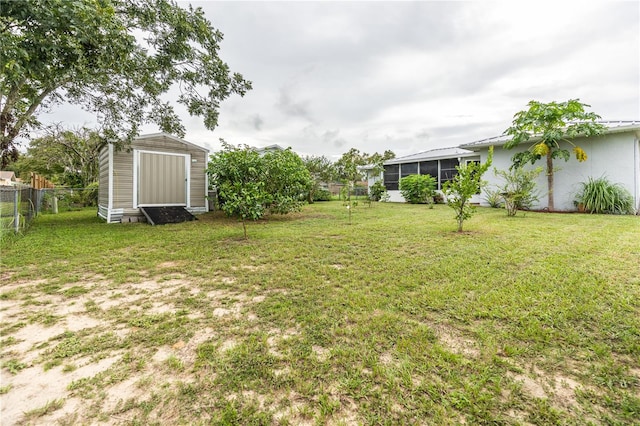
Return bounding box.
[493,167,542,216]
[574,177,634,214]
[81,182,99,206]
[313,189,332,201]
[483,188,503,208]
[399,174,436,205]
[368,181,386,202]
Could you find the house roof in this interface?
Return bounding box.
[384,147,477,165]
[460,120,640,150]
[0,171,16,181]
[256,144,285,154]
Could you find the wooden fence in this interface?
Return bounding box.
[30,172,55,189]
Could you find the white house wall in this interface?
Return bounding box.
[477,131,639,212]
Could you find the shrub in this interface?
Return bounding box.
[493,167,542,216]
[314,189,332,201]
[81,182,99,207]
[399,174,436,205]
[574,177,634,214]
[483,188,503,208]
[369,181,386,202]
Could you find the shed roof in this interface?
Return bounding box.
[134,133,209,153]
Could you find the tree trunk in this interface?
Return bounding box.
[457,217,463,232]
[242,218,248,240]
[546,151,554,212]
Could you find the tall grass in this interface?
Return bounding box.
[1,204,639,425]
[575,176,634,214]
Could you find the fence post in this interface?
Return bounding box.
[13,188,19,233]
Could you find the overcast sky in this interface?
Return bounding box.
[44,1,640,159]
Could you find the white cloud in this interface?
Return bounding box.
[32,1,640,159]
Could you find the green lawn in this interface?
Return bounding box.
[1,202,639,425]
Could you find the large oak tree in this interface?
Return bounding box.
[0,0,252,167]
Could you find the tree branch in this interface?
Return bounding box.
[6,85,59,141]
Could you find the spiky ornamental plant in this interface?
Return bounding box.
[504,99,606,211]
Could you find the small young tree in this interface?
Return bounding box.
[208,142,266,239]
[399,174,436,206]
[208,143,312,239]
[494,167,543,216]
[334,148,394,223]
[443,147,493,232]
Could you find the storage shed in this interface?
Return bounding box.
[98,133,209,223]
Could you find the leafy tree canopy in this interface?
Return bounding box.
[262,149,312,215]
[0,0,252,167]
[207,142,311,239]
[504,99,605,167]
[334,148,395,185]
[302,155,335,203]
[503,99,606,211]
[10,125,104,188]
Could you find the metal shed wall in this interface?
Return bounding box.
[98,134,208,222]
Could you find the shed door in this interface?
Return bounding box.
[138,152,187,206]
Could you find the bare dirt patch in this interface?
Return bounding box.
[379,351,394,366]
[312,345,330,362]
[433,323,480,358]
[511,373,547,399]
[156,261,181,269]
[1,355,120,425]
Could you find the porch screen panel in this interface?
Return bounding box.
[138,152,186,205]
[439,158,459,189]
[383,164,399,190]
[419,161,438,179]
[400,162,418,178]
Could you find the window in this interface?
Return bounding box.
[383,164,399,191]
[400,162,418,178]
[439,158,459,188]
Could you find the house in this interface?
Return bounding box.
[380,121,640,212]
[0,171,17,186]
[98,133,209,223]
[381,147,481,203]
[256,144,285,155]
[460,120,640,212]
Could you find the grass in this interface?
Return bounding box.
[0,202,639,424]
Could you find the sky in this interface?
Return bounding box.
[42,0,640,160]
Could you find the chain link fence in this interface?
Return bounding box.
[1,185,97,238]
